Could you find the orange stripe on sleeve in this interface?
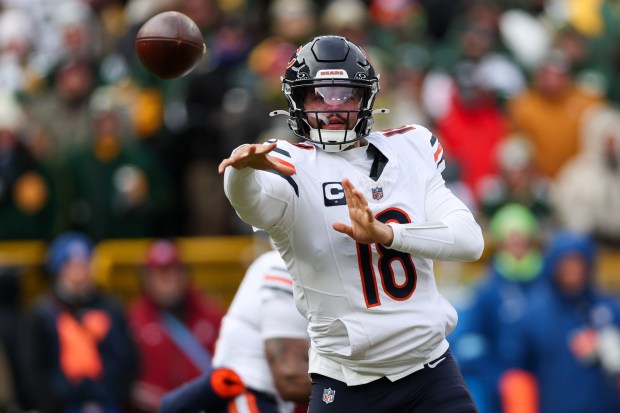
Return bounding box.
[433,144,443,162]
[264,274,293,285]
[274,158,296,174]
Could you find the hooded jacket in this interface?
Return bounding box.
[500,231,620,413]
[552,105,620,246]
[448,204,542,412]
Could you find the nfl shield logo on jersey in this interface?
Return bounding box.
[322,388,336,404]
[372,186,383,200]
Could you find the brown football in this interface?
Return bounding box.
[135,11,205,79]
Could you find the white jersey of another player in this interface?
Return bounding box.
[212,250,308,408]
[223,125,482,385]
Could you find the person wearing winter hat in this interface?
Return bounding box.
[126,239,224,413]
[499,231,620,413]
[19,231,138,413]
[450,204,544,413]
[45,231,95,305]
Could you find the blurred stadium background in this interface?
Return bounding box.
[0,0,618,305]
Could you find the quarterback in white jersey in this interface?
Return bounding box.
[219,35,483,412]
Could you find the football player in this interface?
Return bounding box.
[219,35,484,412]
[160,248,310,413]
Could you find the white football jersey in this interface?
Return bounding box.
[212,250,308,405]
[224,125,468,385]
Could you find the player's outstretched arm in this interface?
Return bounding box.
[218,142,295,176]
[333,177,483,261]
[333,178,394,245]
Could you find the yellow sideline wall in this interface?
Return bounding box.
[0,237,619,309]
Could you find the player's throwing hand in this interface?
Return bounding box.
[333,178,394,246]
[217,143,296,176]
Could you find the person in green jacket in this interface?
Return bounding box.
[0,91,56,240]
[60,86,174,241]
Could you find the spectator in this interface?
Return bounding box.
[160,247,310,413]
[51,1,102,65]
[127,239,224,413]
[500,230,620,413]
[380,42,432,130]
[451,203,544,413]
[3,0,102,78]
[0,8,41,95]
[0,90,56,240]
[477,133,553,225]
[424,5,526,123]
[60,86,174,240]
[507,49,603,178]
[26,58,98,166]
[435,60,508,200]
[19,231,138,413]
[552,104,620,247]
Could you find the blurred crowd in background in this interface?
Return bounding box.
[0,0,620,413]
[0,0,619,242]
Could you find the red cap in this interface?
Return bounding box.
[145,239,181,268]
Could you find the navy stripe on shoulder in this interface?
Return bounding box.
[272,147,291,158]
[437,155,444,167]
[261,285,294,297]
[266,170,299,197]
[430,135,437,146]
[269,265,289,273]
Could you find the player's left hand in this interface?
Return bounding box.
[217,143,295,176]
[333,178,394,245]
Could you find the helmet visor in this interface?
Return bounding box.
[305,86,363,107]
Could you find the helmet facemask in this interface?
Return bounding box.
[282,80,379,152]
